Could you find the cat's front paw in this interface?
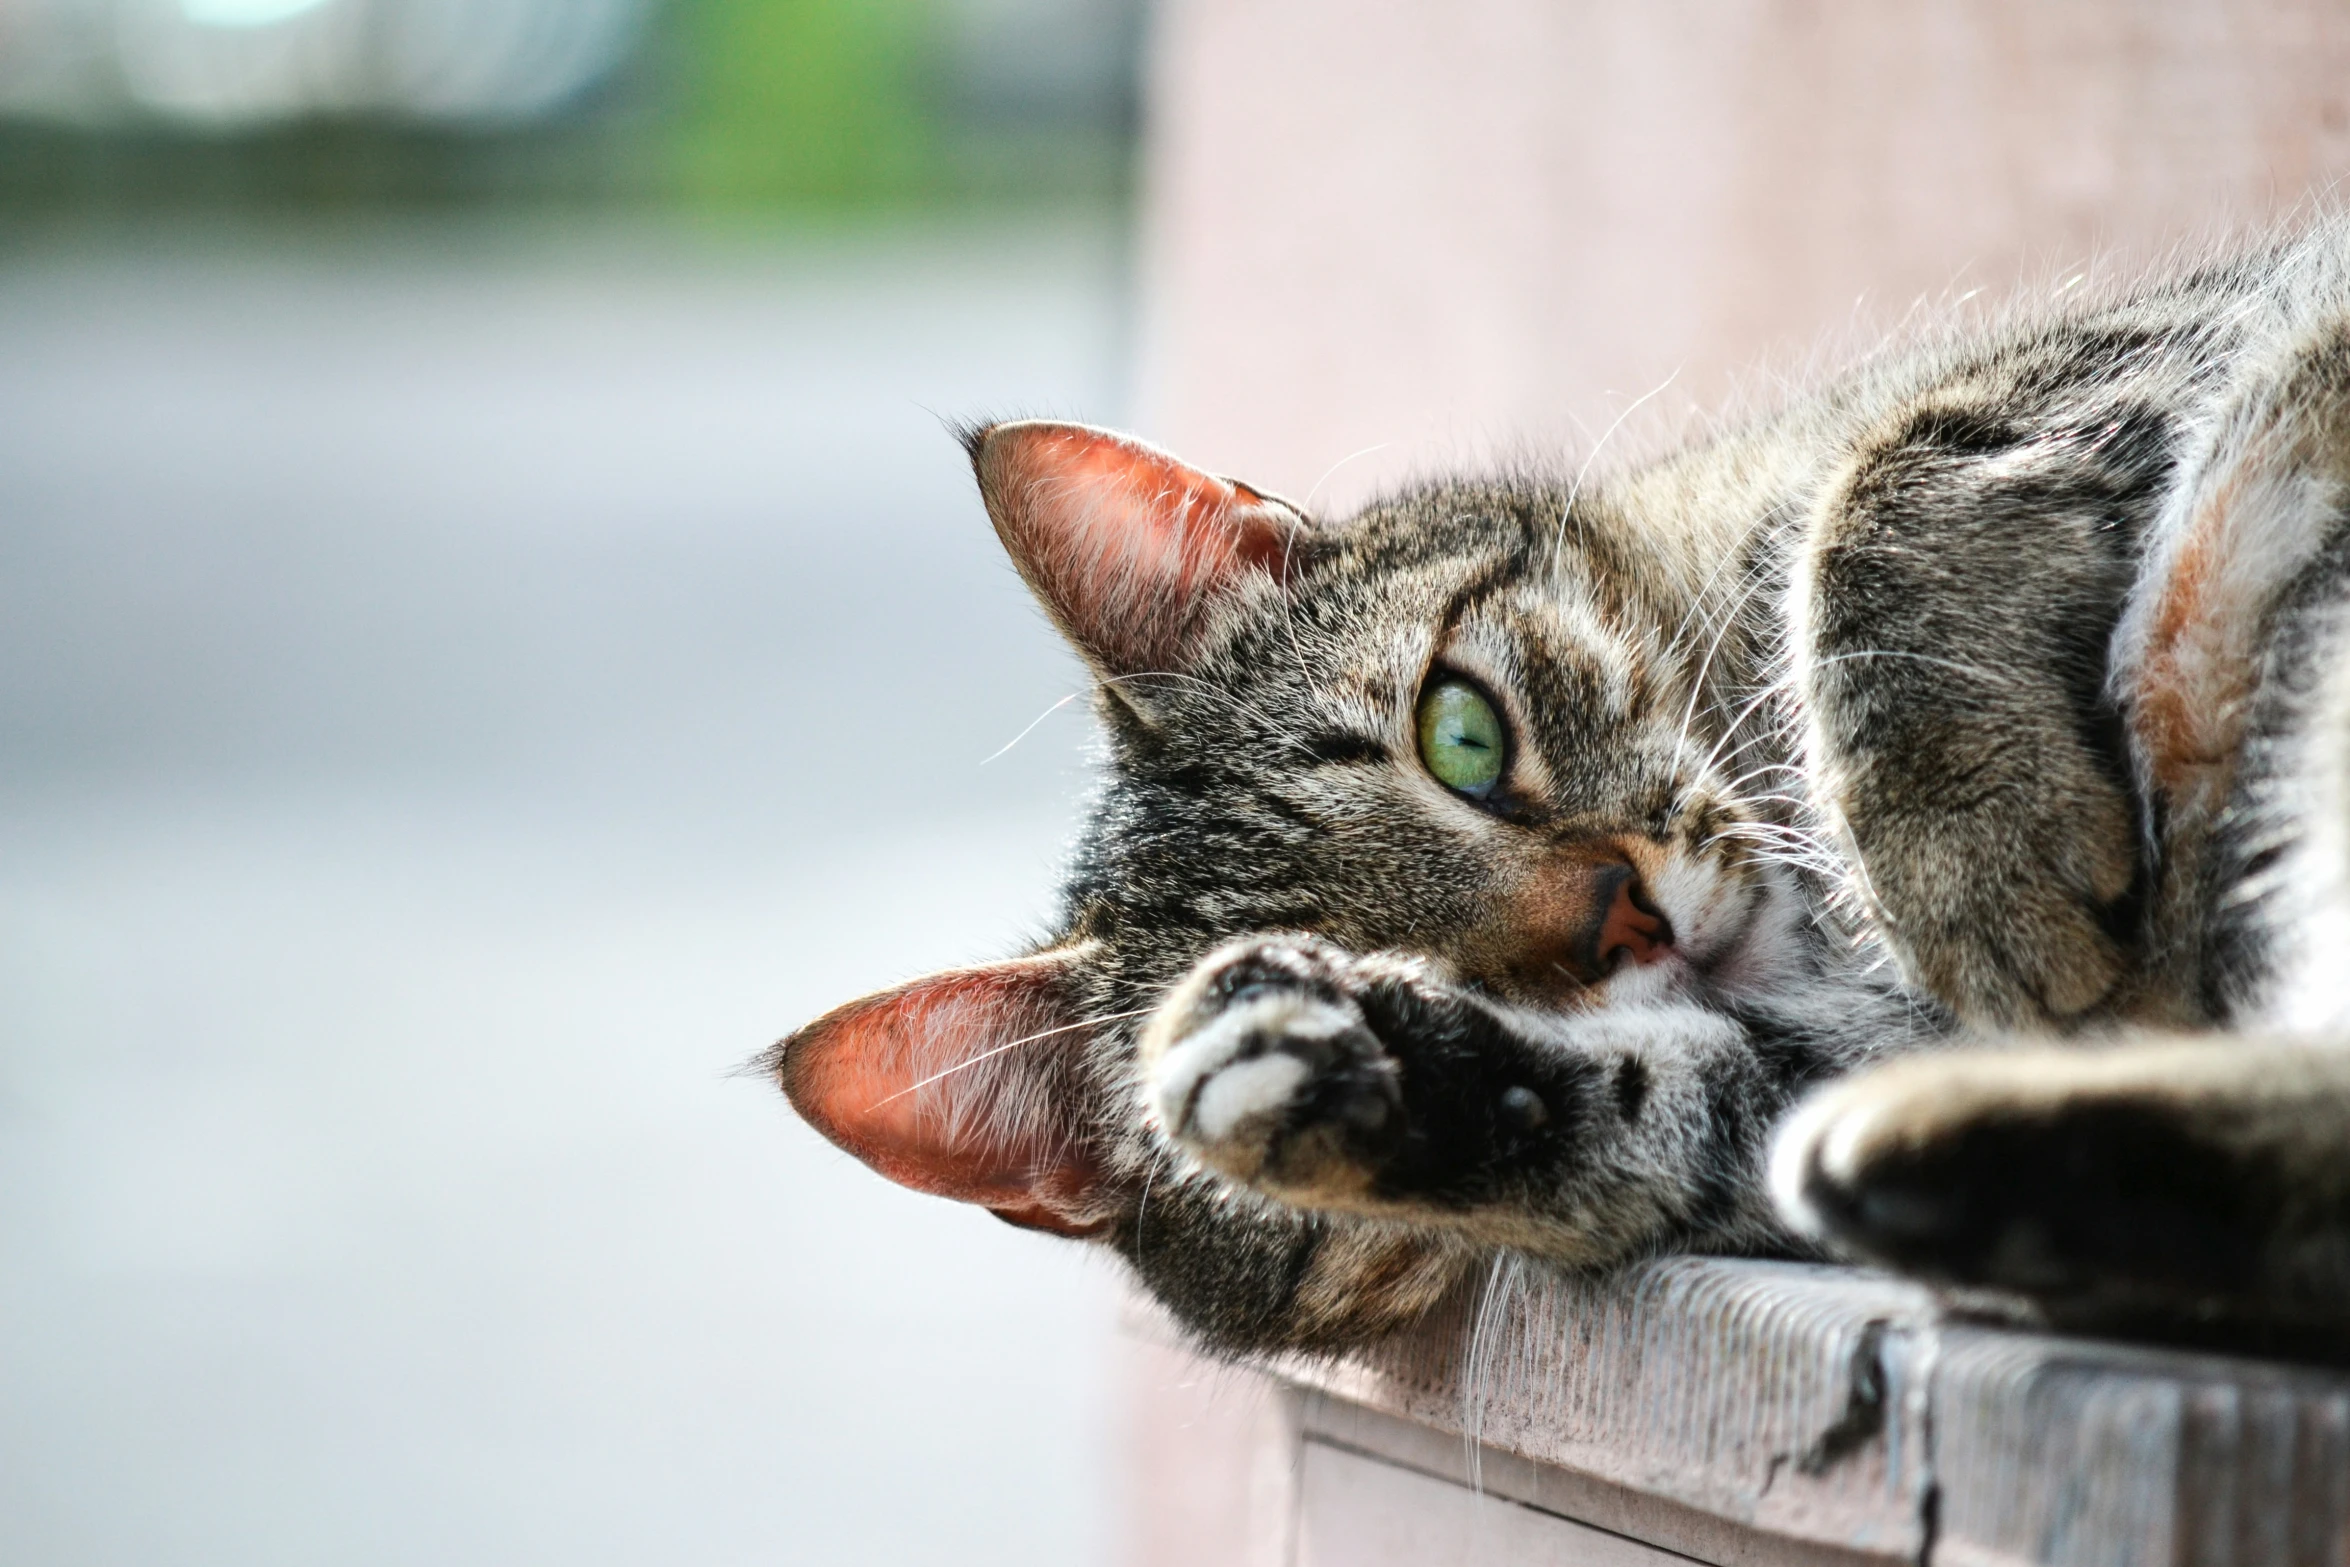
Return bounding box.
[1140,935,1406,1202]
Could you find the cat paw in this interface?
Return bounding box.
[2013,888,2131,1021]
[1770,1049,2251,1305]
[1914,882,2128,1028]
[1140,935,1407,1201]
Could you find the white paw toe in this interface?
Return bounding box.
[1151,992,1358,1147]
[1191,1051,1312,1144]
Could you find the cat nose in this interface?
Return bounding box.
[1592,862,1675,971]
[1484,849,1678,998]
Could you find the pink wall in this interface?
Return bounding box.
[1137,0,2350,511]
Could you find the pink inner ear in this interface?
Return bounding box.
[775,949,1111,1237]
[972,421,1304,674]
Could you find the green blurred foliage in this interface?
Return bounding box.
[0,0,1134,214]
[669,0,944,206]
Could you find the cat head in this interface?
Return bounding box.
[771,421,1804,1337]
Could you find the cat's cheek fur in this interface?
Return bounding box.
[1287,1225,1480,1342]
[1113,1179,1476,1354]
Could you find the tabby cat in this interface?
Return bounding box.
[772,225,2350,1354]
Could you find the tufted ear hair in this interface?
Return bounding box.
[771,946,1116,1239]
[966,420,1309,681]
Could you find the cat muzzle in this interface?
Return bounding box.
[1480,851,1678,1002]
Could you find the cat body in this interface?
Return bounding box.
[775,225,2350,1353]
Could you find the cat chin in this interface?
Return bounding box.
[1597,934,1791,1012]
[1649,869,1808,1006]
[1590,957,1686,1010]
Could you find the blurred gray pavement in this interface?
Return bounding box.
[0,217,1127,1566]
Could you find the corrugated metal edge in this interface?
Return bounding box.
[1929,1326,2350,1567]
[1297,1392,1902,1567]
[1128,1257,2350,1565]
[1266,1256,1941,1564]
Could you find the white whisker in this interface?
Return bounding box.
[1810,648,2014,685]
[980,692,1079,764]
[1552,365,1683,571]
[874,1007,1155,1109]
[1304,443,1390,510]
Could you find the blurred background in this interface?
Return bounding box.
[15,3,2350,1565]
[0,3,1146,1565]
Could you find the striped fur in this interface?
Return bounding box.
[779,225,2350,1353]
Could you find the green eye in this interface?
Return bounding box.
[1416,678,1507,797]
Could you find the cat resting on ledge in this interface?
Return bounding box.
[771,225,2350,1355]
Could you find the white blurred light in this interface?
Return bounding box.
[0,0,649,127]
[180,0,337,29]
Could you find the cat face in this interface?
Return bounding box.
[772,423,1804,1255]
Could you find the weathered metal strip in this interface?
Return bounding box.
[1268,1256,1941,1564]
[1252,1257,2350,1566]
[1930,1327,2350,1567]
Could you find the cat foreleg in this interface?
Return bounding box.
[1791,401,2148,1028]
[1138,933,1795,1261]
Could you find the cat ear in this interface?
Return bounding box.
[967,419,1309,677]
[772,946,1115,1239]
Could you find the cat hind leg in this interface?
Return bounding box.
[1772,1038,2350,1330]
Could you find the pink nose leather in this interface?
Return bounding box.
[1598,872,1674,968]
